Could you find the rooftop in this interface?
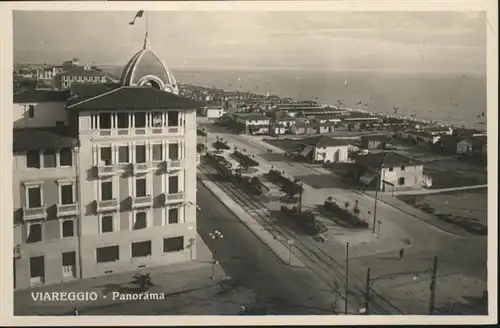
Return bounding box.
[13,127,78,153]
[301,135,350,148]
[59,67,107,77]
[66,86,203,111]
[14,89,69,103]
[355,152,422,169]
[361,134,393,142]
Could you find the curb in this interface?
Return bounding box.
[197,172,306,268]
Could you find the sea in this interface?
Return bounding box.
[104,66,487,130]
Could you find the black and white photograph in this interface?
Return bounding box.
[0,1,497,325]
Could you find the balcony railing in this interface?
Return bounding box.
[56,203,79,217]
[133,162,150,174]
[131,195,153,209]
[91,127,184,137]
[96,199,119,213]
[162,160,183,172]
[164,192,184,205]
[96,165,117,177]
[22,206,47,221]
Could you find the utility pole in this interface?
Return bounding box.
[364,268,371,314]
[372,169,379,233]
[298,182,304,213]
[429,256,438,314]
[345,241,349,315]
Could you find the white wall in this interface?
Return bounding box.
[13,102,68,128]
[313,145,349,163]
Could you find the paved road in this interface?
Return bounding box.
[197,181,341,315]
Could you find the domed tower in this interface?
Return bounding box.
[120,32,179,95]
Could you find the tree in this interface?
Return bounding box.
[282,181,303,198]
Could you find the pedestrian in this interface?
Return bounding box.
[74,308,79,316]
[399,248,405,261]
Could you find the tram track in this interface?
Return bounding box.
[198,161,403,314]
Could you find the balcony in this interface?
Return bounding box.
[14,246,21,259]
[162,160,183,172]
[96,165,117,177]
[131,195,153,209]
[133,162,150,174]
[163,192,184,205]
[167,126,179,134]
[22,206,47,221]
[96,199,119,213]
[56,203,79,217]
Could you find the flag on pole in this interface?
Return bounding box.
[129,10,144,25]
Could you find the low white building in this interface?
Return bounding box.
[205,106,225,119]
[298,136,350,163]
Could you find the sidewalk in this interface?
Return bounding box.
[14,234,255,316]
[198,170,306,268]
[392,184,487,196]
[361,191,469,235]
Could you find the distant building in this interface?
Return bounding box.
[205,106,225,119]
[360,135,394,150]
[232,113,270,135]
[355,152,431,191]
[55,66,109,90]
[297,136,350,163]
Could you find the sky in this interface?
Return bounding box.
[13,10,486,73]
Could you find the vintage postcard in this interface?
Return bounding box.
[0,1,497,326]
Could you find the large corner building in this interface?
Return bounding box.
[13,35,201,289]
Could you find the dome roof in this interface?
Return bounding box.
[120,34,179,95]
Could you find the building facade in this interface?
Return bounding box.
[13,35,200,289]
[55,66,109,90]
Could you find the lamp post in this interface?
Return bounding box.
[345,241,349,315]
[287,239,294,265]
[209,229,224,279]
[372,153,387,233]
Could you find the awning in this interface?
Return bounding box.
[300,146,313,158]
[359,172,377,185]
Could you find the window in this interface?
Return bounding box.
[27,186,42,208]
[131,241,152,258]
[96,245,119,263]
[168,176,179,194]
[135,177,147,197]
[100,180,113,201]
[163,236,184,253]
[398,177,405,185]
[400,166,405,171]
[168,208,179,224]
[118,146,129,163]
[133,212,147,230]
[60,184,73,205]
[98,113,112,129]
[152,112,163,127]
[167,111,179,127]
[117,113,129,129]
[101,215,114,233]
[26,151,40,168]
[388,167,394,172]
[135,145,146,163]
[152,144,163,162]
[59,148,72,166]
[61,220,74,238]
[28,105,35,118]
[43,149,56,168]
[168,143,179,160]
[100,147,112,166]
[27,223,42,243]
[134,112,146,128]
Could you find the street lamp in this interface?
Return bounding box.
[287,239,294,265]
[209,229,224,279]
[345,241,349,315]
[372,153,387,233]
